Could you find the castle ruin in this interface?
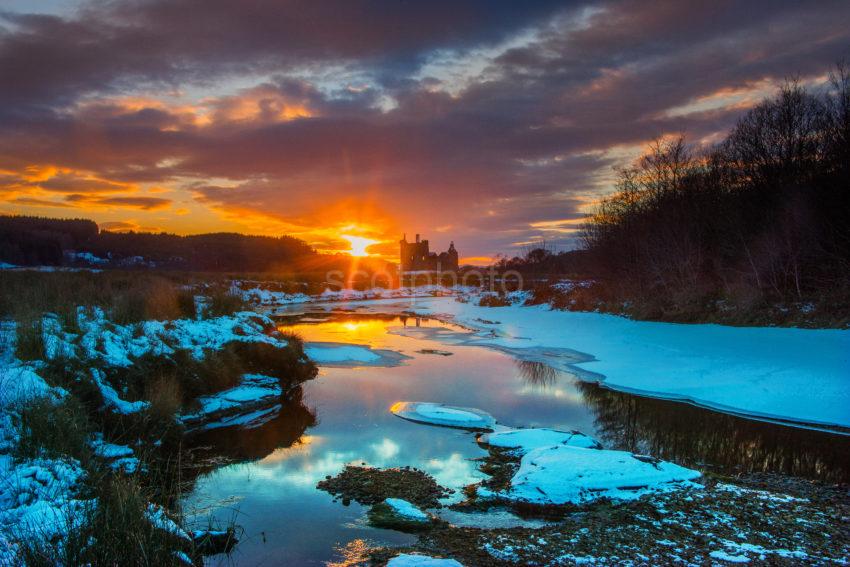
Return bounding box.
[399,234,458,272]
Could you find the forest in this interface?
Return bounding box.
[501,66,850,322]
[0,216,320,272]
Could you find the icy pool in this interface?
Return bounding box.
[183,313,850,566]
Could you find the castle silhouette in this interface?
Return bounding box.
[399,234,458,272]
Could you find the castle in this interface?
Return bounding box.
[399,234,458,272]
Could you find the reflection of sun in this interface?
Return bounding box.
[341,234,378,257]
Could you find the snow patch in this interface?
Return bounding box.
[481,444,701,505]
[384,498,429,522]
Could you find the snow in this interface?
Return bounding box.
[0,366,55,408]
[390,297,850,430]
[65,251,108,265]
[305,343,380,363]
[391,401,496,431]
[479,428,601,453]
[387,554,464,567]
[232,284,311,306]
[709,550,751,563]
[384,498,429,522]
[73,307,285,367]
[0,454,89,551]
[91,368,150,415]
[481,444,701,506]
[180,374,282,430]
[304,341,410,367]
[146,503,190,541]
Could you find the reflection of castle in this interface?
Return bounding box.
[399,233,458,272]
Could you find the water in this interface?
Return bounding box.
[184,314,850,565]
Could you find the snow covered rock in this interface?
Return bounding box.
[89,434,142,474]
[180,373,282,431]
[0,366,56,408]
[387,554,464,566]
[479,428,601,453]
[482,445,701,506]
[0,455,89,545]
[369,497,432,530]
[91,368,150,415]
[384,498,429,522]
[391,402,496,431]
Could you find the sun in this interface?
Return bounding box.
[341,234,378,257]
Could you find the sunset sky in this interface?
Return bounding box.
[1,1,849,263]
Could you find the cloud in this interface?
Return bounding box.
[1,1,849,257]
[64,194,172,210]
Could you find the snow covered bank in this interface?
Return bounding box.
[233,282,477,307]
[73,307,285,367]
[0,301,309,562]
[392,297,850,430]
[180,374,282,431]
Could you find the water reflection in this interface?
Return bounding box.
[515,360,559,389]
[577,381,850,482]
[187,387,317,469]
[185,314,850,565]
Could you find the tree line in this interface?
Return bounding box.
[506,65,850,318]
[0,215,319,272]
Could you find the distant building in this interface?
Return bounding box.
[399,233,458,272]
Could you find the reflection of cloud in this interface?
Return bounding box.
[256,435,322,465]
[370,437,400,460]
[422,453,484,490]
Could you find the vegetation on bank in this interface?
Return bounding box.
[499,66,850,327]
[1,272,317,564]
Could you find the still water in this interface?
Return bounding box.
[184,314,850,566]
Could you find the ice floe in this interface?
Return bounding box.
[305,341,410,367]
[478,427,601,453]
[481,444,701,506]
[376,296,850,430]
[387,554,464,567]
[391,402,496,431]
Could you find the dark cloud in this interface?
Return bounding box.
[1,0,849,257]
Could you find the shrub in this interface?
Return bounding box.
[478,294,510,307]
[204,288,248,317]
[14,317,45,361]
[14,397,93,463]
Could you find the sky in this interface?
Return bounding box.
[1,1,849,263]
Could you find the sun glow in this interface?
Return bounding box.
[342,234,378,256]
